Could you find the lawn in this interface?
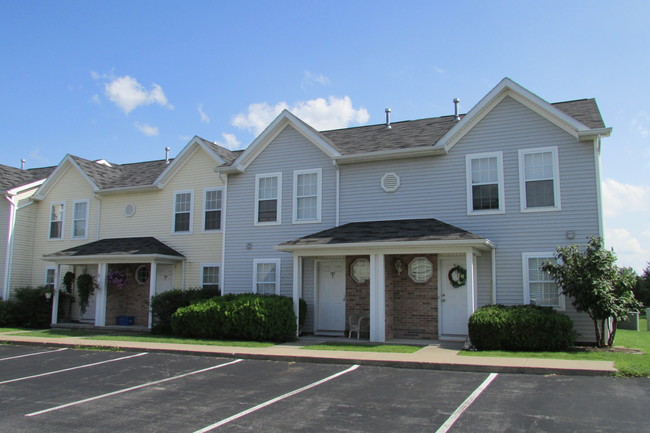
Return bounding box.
[302,342,423,353]
[461,315,650,377]
[0,327,27,333]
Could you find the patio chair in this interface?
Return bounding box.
[348,314,369,340]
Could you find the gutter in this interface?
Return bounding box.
[333,146,447,165]
[578,127,612,141]
[276,238,495,253]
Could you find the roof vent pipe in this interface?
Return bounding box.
[453,98,460,121]
[165,147,171,164]
[20,159,25,170]
[385,108,392,129]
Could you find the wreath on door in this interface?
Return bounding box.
[448,265,467,288]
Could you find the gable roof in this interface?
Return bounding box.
[43,237,185,262]
[0,164,56,193]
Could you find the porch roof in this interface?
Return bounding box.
[43,237,185,263]
[277,218,494,253]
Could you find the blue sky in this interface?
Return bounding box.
[1,1,649,272]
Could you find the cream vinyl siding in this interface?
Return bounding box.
[338,96,600,340]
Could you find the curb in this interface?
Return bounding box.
[1,338,615,377]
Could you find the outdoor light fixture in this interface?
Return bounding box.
[394,259,404,275]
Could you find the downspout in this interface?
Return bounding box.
[2,193,17,300]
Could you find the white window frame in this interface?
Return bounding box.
[254,173,282,226]
[172,190,194,234]
[200,263,221,292]
[71,199,90,240]
[518,146,561,212]
[466,151,505,215]
[44,266,57,289]
[252,258,281,295]
[203,187,223,232]
[49,201,65,240]
[522,252,565,311]
[292,168,322,224]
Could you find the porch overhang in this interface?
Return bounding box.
[42,237,186,264]
[276,239,494,256]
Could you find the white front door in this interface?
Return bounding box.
[316,259,346,335]
[156,265,174,294]
[440,257,468,336]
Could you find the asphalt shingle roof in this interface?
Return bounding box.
[44,237,184,258]
[70,156,173,190]
[279,218,486,247]
[0,164,56,191]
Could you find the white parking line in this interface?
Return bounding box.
[435,372,498,433]
[0,352,148,385]
[25,358,243,417]
[193,364,361,433]
[0,348,68,362]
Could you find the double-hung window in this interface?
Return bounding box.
[72,200,89,239]
[255,173,282,225]
[173,191,193,233]
[201,264,220,293]
[523,253,564,310]
[204,188,223,231]
[253,259,281,295]
[293,169,321,223]
[44,267,56,289]
[466,152,504,214]
[519,147,560,212]
[49,202,65,239]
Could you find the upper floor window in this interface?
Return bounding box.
[72,200,89,239]
[523,253,565,310]
[201,263,220,294]
[204,188,223,231]
[253,259,281,295]
[255,173,282,225]
[293,169,321,223]
[519,147,561,212]
[49,202,65,239]
[173,191,193,233]
[466,152,504,215]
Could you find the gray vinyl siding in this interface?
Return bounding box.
[339,96,599,339]
[0,201,8,294]
[223,126,338,298]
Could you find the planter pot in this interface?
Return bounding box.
[116,315,135,326]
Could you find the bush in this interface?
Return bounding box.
[468,304,575,351]
[171,294,297,342]
[4,287,53,328]
[0,299,17,326]
[150,287,220,334]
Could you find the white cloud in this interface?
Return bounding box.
[631,111,650,138]
[134,122,159,136]
[104,76,173,114]
[601,178,650,217]
[232,96,369,136]
[302,70,330,88]
[214,133,242,151]
[605,227,649,273]
[198,104,210,123]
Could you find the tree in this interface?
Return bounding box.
[542,237,642,348]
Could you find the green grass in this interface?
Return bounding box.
[461,315,650,377]
[302,342,422,353]
[0,327,28,333]
[86,334,275,348]
[6,329,114,338]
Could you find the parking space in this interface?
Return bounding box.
[1,344,647,433]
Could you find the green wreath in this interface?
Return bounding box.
[448,265,467,288]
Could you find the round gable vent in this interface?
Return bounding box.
[124,203,136,217]
[381,173,400,192]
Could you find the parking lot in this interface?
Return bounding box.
[0,344,647,432]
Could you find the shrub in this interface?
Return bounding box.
[150,287,220,334]
[10,286,52,328]
[171,294,297,342]
[468,304,575,351]
[0,299,17,326]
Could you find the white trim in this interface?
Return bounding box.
[522,252,565,311]
[49,201,66,240]
[43,253,184,264]
[252,258,281,295]
[594,138,604,238]
[2,194,17,300]
[369,254,386,342]
[518,146,561,212]
[465,151,505,215]
[44,266,57,287]
[202,187,223,232]
[71,199,90,240]
[220,175,228,293]
[154,136,227,187]
[292,168,322,224]
[172,189,194,234]
[335,164,340,227]
[491,248,497,304]
[254,172,282,226]
[200,262,221,291]
[95,263,107,326]
[292,255,301,336]
[277,239,495,255]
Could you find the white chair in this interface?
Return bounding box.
[348,314,369,340]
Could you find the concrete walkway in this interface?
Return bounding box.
[0,332,616,376]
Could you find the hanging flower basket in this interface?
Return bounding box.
[107,269,128,289]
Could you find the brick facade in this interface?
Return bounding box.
[105,263,151,327]
[345,256,370,338]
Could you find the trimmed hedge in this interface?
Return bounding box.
[0,287,52,328]
[171,294,296,342]
[150,287,220,334]
[468,304,575,351]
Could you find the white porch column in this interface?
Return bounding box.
[148,262,158,328]
[51,264,61,325]
[465,251,476,319]
[369,254,386,343]
[95,263,107,326]
[292,256,302,336]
